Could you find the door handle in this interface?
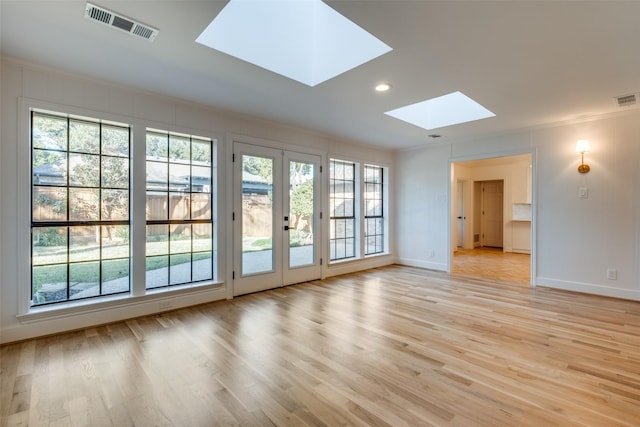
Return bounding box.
[457,216,462,219]
[284,225,290,231]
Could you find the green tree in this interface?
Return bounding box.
[290,179,313,232]
[243,156,273,183]
[33,114,130,234]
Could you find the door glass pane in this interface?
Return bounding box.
[242,155,274,275]
[289,160,314,268]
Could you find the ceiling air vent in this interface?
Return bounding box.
[614,93,637,108]
[84,2,159,42]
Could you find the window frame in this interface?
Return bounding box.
[363,163,385,256]
[19,100,221,315]
[328,158,389,263]
[329,158,357,261]
[30,110,132,306]
[145,129,215,289]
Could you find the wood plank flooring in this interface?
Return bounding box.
[452,247,530,285]
[2,265,639,426]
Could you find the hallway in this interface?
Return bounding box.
[452,247,530,285]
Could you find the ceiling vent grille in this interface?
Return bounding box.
[84,3,159,42]
[614,93,638,108]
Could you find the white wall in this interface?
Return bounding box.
[395,144,451,271]
[0,58,395,343]
[397,113,640,301]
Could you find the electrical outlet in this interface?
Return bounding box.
[429,250,435,258]
[159,300,173,309]
[606,269,617,280]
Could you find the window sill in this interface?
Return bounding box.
[18,281,224,324]
[365,252,390,259]
[328,256,359,266]
[328,251,391,266]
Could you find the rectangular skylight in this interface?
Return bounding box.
[385,91,495,130]
[196,0,392,87]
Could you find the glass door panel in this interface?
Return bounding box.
[233,142,320,296]
[233,143,282,295]
[241,154,274,276]
[287,159,315,269]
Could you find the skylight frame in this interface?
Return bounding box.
[195,0,392,87]
[385,91,496,131]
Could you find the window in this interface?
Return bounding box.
[329,159,388,262]
[28,109,217,308]
[364,164,384,255]
[31,111,130,305]
[329,159,356,260]
[145,130,214,288]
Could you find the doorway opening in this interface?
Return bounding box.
[451,154,533,286]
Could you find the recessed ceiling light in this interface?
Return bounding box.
[196,0,392,87]
[375,83,392,92]
[384,91,495,130]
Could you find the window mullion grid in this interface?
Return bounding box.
[166,132,172,286]
[66,227,71,301]
[65,116,72,300]
[98,121,103,296]
[329,159,356,261]
[363,164,383,255]
[30,109,136,305]
[189,136,193,283]
[29,111,35,303]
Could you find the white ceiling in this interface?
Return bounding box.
[2,1,640,150]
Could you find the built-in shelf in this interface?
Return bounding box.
[512,203,531,221]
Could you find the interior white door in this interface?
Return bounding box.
[233,142,321,296]
[481,180,503,247]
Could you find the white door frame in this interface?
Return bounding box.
[231,139,323,296]
[448,150,537,288]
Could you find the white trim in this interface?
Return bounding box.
[226,133,329,283]
[17,99,31,315]
[227,133,326,157]
[536,278,640,301]
[447,147,537,288]
[328,153,392,170]
[449,147,535,165]
[325,254,395,277]
[15,97,227,327]
[327,159,392,263]
[130,124,147,297]
[395,257,448,272]
[5,284,226,343]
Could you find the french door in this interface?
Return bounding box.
[233,142,321,296]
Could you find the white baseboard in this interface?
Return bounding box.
[395,257,448,272]
[325,254,395,278]
[3,285,228,344]
[536,277,640,301]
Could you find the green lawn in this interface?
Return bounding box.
[32,238,213,291]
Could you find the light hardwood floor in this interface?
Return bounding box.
[2,265,639,426]
[452,247,530,285]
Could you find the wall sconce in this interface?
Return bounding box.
[576,139,590,174]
